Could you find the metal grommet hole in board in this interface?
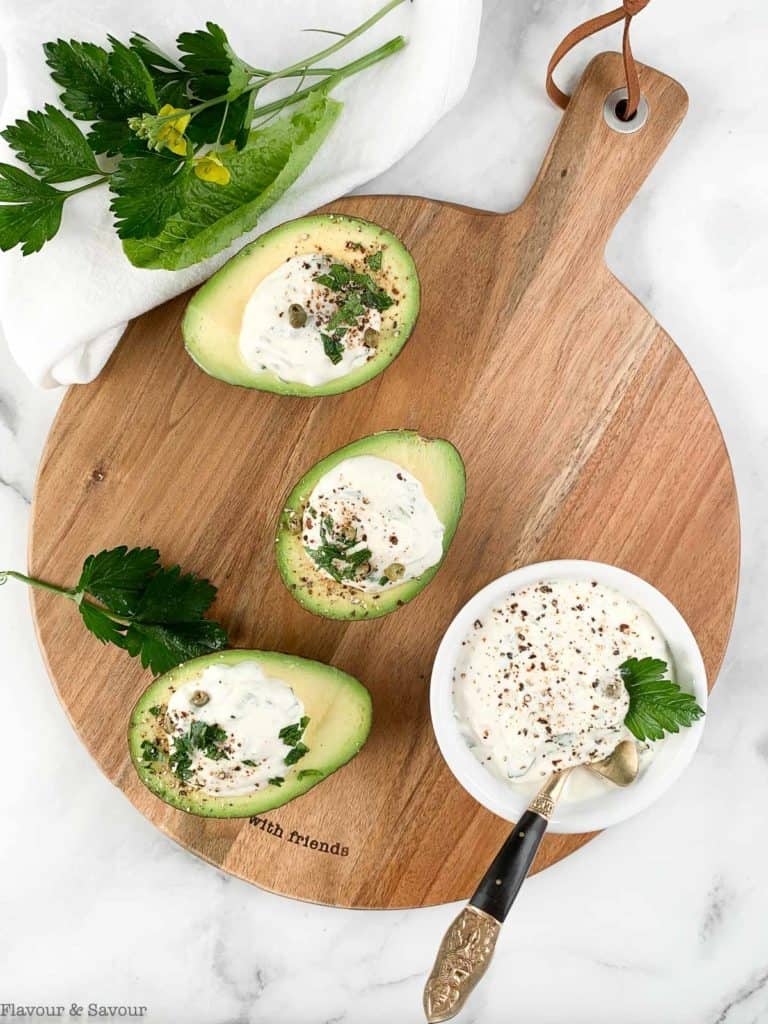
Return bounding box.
[603,87,649,134]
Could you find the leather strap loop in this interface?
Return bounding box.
[546,1,651,121]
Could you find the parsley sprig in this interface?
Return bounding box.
[620,657,705,742]
[305,515,372,583]
[0,545,227,675]
[0,1,406,264]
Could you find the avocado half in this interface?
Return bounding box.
[128,649,372,817]
[182,213,420,396]
[276,430,466,620]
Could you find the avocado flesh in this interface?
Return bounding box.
[128,649,372,818]
[276,430,466,620]
[182,213,420,396]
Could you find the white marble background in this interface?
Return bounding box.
[1,1,767,1021]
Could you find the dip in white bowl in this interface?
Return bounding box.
[453,577,670,800]
[431,561,708,833]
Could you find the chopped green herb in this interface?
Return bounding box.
[313,256,394,364]
[297,768,324,780]
[242,759,257,767]
[305,514,372,583]
[378,576,389,586]
[284,742,309,766]
[148,705,162,717]
[140,739,160,762]
[169,719,229,781]
[621,657,705,742]
[279,715,310,747]
[314,262,352,290]
[269,776,285,787]
[321,332,344,365]
[365,249,383,271]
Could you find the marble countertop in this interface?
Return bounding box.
[2,1,767,1021]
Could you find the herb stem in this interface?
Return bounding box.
[153,0,407,128]
[0,570,79,601]
[247,0,406,90]
[245,36,406,124]
[61,175,111,197]
[0,569,134,624]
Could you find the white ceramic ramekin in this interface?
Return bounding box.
[430,560,708,834]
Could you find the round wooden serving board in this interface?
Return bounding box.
[30,54,739,908]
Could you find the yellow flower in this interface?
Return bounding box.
[193,153,231,186]
[155,104,191,156]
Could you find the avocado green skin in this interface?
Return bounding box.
[128,649,372,818]
[275,430,466,621]
[182,213,420,397]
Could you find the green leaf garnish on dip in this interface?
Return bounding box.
[620,657,705,742]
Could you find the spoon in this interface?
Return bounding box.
[422,739,639,1023]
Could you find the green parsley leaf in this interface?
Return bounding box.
[109,153,187,239]
[305,515,372,583]
[168,720,229,781]
[175,24,251,146]
[177,22,251,101]
[321,332,344,365]
[284,742,309,766]
[140,739,160,762]
[133,564,218,624]
[44,37,157,155]
[185,93,252,148]
[279,716,310,747]
[168,733,194,781]
[1,105,100,183]
[365,249,383,271]
[77,545,160,615]
[118,619,228,676]
[269,777,285,787]
[122,91,341,270]
[129,34,190,108]
[312,258,393,364]
[297,769,324,780]
[621,657,705,742]
[189,720,229,759]
[315,263,352,290]
[242,759,257,767]
[5,544,228,675]
[148,705,162,718]
[78,601,127,646]
[0,164,65,255]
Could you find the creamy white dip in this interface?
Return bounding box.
[452,579,669,794]
[239,254,380,386]
[302,455,444,592]
[165,661,305,796]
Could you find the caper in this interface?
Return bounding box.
[286,510,302,534]
[288,303,307,328]
[383,562,405,580]
[190,690,210,707]
[363,327,380,348]
[354,561,372,579]
[164,714,175,735]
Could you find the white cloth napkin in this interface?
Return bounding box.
[0,0,480,387]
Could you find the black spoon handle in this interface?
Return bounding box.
[469,809,549,922]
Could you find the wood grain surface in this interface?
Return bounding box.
[29,53,739,908]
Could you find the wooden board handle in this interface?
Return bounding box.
[519,51,689,257]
